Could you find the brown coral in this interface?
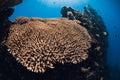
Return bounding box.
[4,17,92,73]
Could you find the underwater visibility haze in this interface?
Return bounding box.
[0,0,120,80]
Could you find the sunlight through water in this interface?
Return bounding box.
[39,0,88,6]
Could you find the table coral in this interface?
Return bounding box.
[4,17,92,73]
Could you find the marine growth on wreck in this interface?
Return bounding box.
[0,0,108,80]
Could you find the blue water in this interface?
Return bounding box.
[10,0,120,79]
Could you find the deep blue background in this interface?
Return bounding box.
[10,0,120,79]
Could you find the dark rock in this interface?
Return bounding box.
[0,0,22,42]
[0,0,22,80]
[0,0,22,13]
[61,6,83,21]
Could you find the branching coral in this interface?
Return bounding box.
[4,17,92,73]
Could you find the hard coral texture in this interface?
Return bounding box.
[4,17,91,73]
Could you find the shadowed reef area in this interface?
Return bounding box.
[0,0,109,80]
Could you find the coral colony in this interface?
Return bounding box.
[5,17,91,73]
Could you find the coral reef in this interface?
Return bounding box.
[0,0,108,80]
[4,17,91,73]
[61,5,108,80]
